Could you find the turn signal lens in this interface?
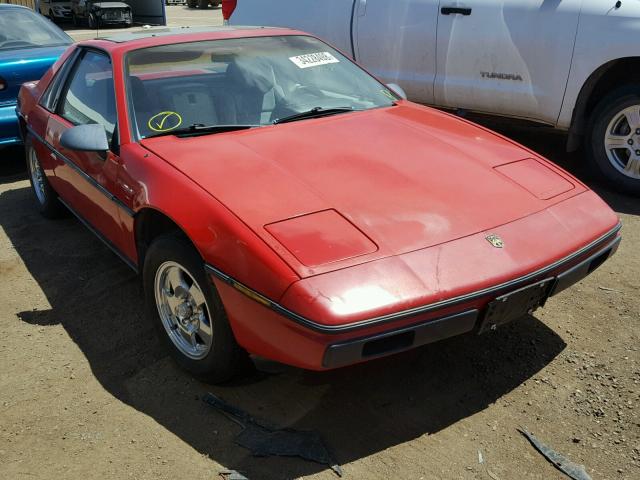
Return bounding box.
[0,77,6,91]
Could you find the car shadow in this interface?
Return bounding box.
[1,181,567,479]
[0,146,28,182]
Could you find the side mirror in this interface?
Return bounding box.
[386,83,407,100]
[60,124,109,152]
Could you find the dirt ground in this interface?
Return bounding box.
[0,119,638,480]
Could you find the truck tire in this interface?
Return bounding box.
[187,0,197,7]
[212,0,220,7]
[198,0,209,8]
[143,234,252,383]
[587,85,640,196]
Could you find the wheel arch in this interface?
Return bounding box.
[568,57,640,151]
[134,207,199,270]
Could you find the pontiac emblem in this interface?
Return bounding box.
[486,234,504,248]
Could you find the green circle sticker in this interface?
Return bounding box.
[148,111,183,133]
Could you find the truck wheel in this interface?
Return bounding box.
[25,136,66,219]
[212,0,220,7]
[187,0,197,8]
[587,85,640,196]
[71,12,78,27]
[143,234,252,383]
[198,0,209,8]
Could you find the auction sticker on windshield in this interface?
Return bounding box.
[289,52,339,69]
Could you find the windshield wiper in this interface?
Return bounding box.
[146,124,260,139]
[273,107,356,125]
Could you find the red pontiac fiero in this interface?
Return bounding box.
[18,27,621,382]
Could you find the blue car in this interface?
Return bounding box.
[0,4,72,147]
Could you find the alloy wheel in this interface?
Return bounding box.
[28,146,46,205]
[603,104,640,179]
[154,261,213,360]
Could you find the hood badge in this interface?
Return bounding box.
[486,234,504,248]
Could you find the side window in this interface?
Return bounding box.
[40,49,81,112]
[58,50,117,144]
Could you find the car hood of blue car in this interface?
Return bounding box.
[0,44,70,106]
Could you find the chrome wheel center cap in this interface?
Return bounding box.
[176,302,193,323]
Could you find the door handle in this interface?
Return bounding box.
[441,6,472,15]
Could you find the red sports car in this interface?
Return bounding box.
[18,27,621,383]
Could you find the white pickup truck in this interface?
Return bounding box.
[230,0,640,195]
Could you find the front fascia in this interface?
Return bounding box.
[208,223,619,370]
[206,190,620,334]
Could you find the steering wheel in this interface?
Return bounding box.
[290,84,325,99]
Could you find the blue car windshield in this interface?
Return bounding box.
[0,8,72,51]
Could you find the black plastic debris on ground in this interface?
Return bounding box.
[219,470,249,480]
[204,392,343,477]
[518,428,592,480]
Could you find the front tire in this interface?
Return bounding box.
[25,137,65,219]
[143,235,251,383]
[587,85,640,196]
[198,0,209,8]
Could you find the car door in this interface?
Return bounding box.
[434,0,581,125]
[45,48,129,255]
[354,0,440,104]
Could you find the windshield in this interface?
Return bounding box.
[0,8,72,51]
[125,35,397,139]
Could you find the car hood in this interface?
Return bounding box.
[0,45,69,105]
[141,103,585,276]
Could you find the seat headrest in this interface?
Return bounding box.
[226,58,274,94]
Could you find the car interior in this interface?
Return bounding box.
[126,48,377,139]
[129,57,288,138]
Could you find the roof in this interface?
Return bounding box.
[99,26,278,44]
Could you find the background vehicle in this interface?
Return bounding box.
[230,0,640,196]
[18,28,619,383]
[71,0,133,28]
[40,0,73,23]
[186,0,220,9]
[0,4,72,148]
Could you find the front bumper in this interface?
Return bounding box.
[97,11,132,25]
[0,103,21,147]
[325,232,619,368]
[210,225,620,369]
